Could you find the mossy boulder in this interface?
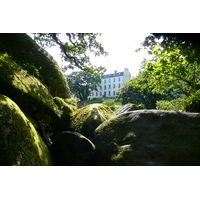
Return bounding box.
[95,110,200,166]
[0,53,62,144]
[52,97,78,134]
[0,33,70,98]
[0,53,61,119]
[71,103,116,142]
[0,94,54,166]
[115,103,138,115]
[51,131,95,166]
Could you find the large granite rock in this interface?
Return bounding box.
[51,131,95,166]
[94,110,200,166]
[71,103,116,143]
[0,94,54,166]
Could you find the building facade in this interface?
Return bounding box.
[91,68,131,99]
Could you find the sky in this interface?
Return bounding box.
[45,33,152,77]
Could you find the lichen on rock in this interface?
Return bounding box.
[0,94,54,166]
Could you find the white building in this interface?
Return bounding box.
[91,68,131,99]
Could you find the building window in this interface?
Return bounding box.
[104,92,106,97]
[104,79,106,83]
[91,93,94,96]
[118,83,121,88]
[96,92,98,96]
[118,77,121,81]
[113,78,115,82]
[108,91,111,96]
[113,84,115,89]
[113,91,115,96]
[100,92,102,96]
[104,85,106,90]
[109,79,110,83]
[109,85,111,89]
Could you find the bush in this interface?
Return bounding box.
[89,98,104,104]
[103,99,115,106]
[156,98,185,111]
[184,90,200,112]
[109,104,122,111]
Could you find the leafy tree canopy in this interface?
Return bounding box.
[66,71,101,101]
[137,33,200,112]
[33,33,108,75]
[117,72,163,109]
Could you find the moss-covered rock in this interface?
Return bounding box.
[95,110,200,166]
[71,103,116,142]
[52,97,78,134]
[51,131,95,166]
[0,53,65,145]
[0,94,54,166]
[0,33,70,98]
[0,53,61,117]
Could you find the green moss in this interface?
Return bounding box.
[0,53,61,119]
[0,33,71,98]
[0,94,54,165]
[71,103,116,141]
[51,97,78,134]
[54,97,77,114]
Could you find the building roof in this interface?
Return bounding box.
[101,72,124,79]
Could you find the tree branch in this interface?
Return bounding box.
[51,33,82,69]
[66,33,76,46]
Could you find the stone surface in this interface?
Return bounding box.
[71,103,116,142]
[51,131,95,166]
[0,94,54,166]
[94,110,200,166]
[115,103,138,115]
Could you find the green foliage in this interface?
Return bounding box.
[137,34,200,112]
[88,98,104,104]
[156,98,186,111]
[183,89,200,112]
[33,33,108,75]
[103,98,115,107]
[117,73,163,109]
[20,61,43,81]
[109,104,122,111]
[66,71,101,101]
